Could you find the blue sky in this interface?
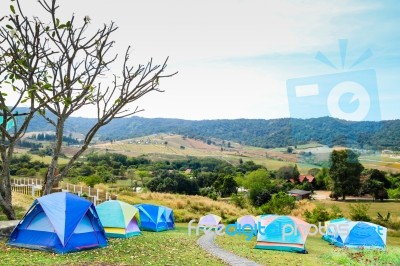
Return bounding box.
[1,0,399,120]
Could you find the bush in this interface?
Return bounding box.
[231,193,247,209]
[16,168,31,176]
[260,192,296,215]
[330,205,344,219]
[83,175,104,187]
[388,188,400,199]
[199,187,218,200]
[303,205,343,225]
[349,203,371,222]
[304,206,331,224]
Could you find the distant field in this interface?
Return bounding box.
[90,134,400,173]
[13,148,70,165]
[91,134,323,172]
[13,133,400,173]
[315,198,400,219]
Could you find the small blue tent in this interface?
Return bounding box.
[165,207,175,230]
[322,218,350,244]
[8,192,107,254]
[324,221,387,250]
[135,204,174,232]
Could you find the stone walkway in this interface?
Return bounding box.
[197,233,262,266]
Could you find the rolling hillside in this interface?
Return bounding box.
[14,108,400,150]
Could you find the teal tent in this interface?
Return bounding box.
[322,218,350,244]
[255,215,310,253]
[0,116,15,131]
[96,200,141,238]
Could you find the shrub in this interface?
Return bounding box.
[200,187,218,201]
[348,203,371,222]
[304,206,331,224]
[231,193,247,209]
[83,175,104,187]
[388,188,400,199]
[260,192,296,215]
[330,205,344,219]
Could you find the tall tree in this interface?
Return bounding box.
[2,0,175,194]
[329,149,363,200]
[0,0,65,219]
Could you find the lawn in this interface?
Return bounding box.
[215,232,400,266]
[314,199,400,220]
[2,222,400,266]
[0,224,225,266]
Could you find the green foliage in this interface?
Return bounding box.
[315,167,329,189]
[348,203,371,222]
[260,192,296,215]
[239,168,279,207]
[22,115,400,150]
[146,171,199,195]
[83,175,103,187]
[388,188,400,199]
[230,193,247,209]
[276,165,299,180]
[304,206,330,224]
[329,149,363,200]
[199,187,218,200]
[366,179,388,201]
[304,205,343,225]
[241,168,271,189]
[330,205,344,219]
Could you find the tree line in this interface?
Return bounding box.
[10,149,400,211]
[21,115,400,151]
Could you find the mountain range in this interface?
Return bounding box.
[14,108,399,150]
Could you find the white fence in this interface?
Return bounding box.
[10,178,115,205]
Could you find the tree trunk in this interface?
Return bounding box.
[0,147,17,220]
[42,118,65,195]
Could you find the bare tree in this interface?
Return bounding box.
[20,0,175,194]
[0,1,62,219]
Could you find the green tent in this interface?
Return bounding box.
[96,200,141,238]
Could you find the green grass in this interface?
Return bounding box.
[215,233,400,266]
[0,225,225,266]
[314,200,400,219]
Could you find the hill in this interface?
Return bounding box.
[14,107,400,150]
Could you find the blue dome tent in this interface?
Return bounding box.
[8,192,107,254]
[134,204,173,232]
[324,220,387,250]
[322,218,350,244]
[165,207,175,230]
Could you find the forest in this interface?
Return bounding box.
[18,108,400,150]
